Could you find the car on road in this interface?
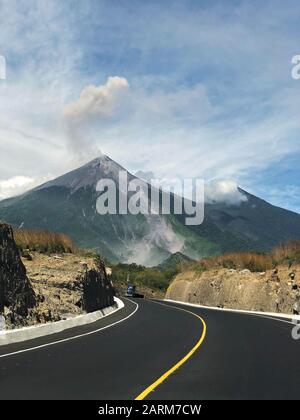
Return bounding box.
[125,284,144,298]
[125,284,136,297]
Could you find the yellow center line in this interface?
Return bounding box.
[135,302,207,400]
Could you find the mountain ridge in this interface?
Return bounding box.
[0,155,300,266]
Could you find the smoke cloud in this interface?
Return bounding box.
[63,76,129,160]
[125,215,186,266]
[64,76,129,122]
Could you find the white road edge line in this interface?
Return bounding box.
[246,313,296,326]
[0,298,139,359]
[147,298,208,327]
[163,299,300,326]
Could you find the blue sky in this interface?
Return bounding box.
[0,0,300,211]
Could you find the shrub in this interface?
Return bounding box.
[190,252,273,273]
[182,240,300,275]
[111,263,172,291]
[272,240,300,265]
[14,228,78,254]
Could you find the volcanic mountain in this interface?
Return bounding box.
[0,155,300,266]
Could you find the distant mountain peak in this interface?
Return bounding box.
[35,154,131,193]
[83,154,114,168]
[1,155,300,266]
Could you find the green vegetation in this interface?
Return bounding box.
[111,262,179,291]
[158,251,194,271]
[168,215,221,258]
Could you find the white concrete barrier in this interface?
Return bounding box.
[0,297,124,346]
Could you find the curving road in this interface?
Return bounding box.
[0,298,299,400]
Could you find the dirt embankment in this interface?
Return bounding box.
[23,253,164,312]
[166,265,300,314]
[19,252,114,327]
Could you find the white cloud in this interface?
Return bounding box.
[205,180,247,205]
[131,83,216,126]
[0,1,299,212]
[0,175,52,200]
[0,176,35,200]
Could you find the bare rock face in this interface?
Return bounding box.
[21,252,116,324]
[82,257,115,313]
[0,222,36,326]
[166,265,300,314]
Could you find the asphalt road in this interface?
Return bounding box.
[0,298,299,400]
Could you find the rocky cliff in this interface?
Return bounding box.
[20,252,115,327]
[166,265,300,314]
[0,222,36,326]
[82,257,115,313]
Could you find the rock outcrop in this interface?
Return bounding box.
[20,252,115,326]
[82,257,115,313]
[166,265,300,314]
[0,223,115,329]
[0,222,36,326]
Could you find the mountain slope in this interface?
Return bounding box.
[0,156,219,265]
[203,189,300,251]
[0,155,300,265]
[157,252,194,271]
